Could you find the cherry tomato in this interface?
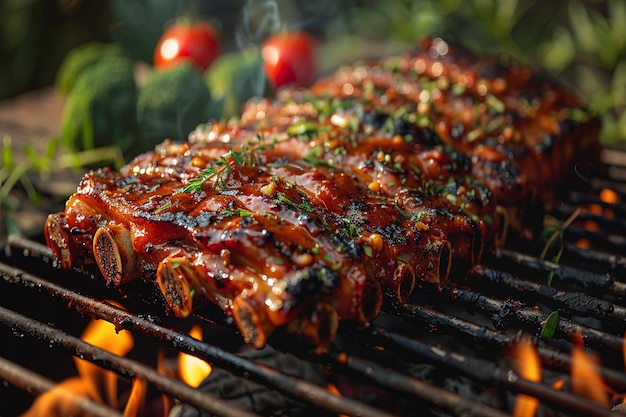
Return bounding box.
[154,21,220,72]
[261,31,316,89]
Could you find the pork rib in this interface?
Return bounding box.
[45,37,599,347]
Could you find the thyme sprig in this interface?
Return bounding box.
[154,136,278,214]
[540,208,581,285]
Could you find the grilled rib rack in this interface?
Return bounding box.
[0,145,625,417]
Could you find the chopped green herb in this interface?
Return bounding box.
[220,208,255,218]
[486,94,505,114]
[451,83,466,96]
[348,115,360,133]
[445,193,458,205]
[276,192,312,213]
[303,146,332,167]
[287,121,318,136]
[178,166,219,194]
[466,129,481,142]
[154,200,172,214]
[238,208,254,217]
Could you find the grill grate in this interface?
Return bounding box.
[0,146,625,417]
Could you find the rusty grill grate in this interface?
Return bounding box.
[0,146,625,417]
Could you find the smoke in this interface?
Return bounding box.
[235,0,283,48]
[235,0,335,48]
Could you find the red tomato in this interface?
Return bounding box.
[154,21,220,72]
[261,31,316,89]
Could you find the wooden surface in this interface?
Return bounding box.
[0,87,64,147]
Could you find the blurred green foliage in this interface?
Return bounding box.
[108,0,626,142]
[1,0,624,142]
[137,62,214,149]
[324,0,626,141]
[55,42,125,95]
[60,55,137,152]
[1,0,624,238]
[0,0,111,100]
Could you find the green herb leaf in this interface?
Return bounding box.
[540,311,559,341]
[178,166,218,194]
[303,146,332,167]
[287,121,318,136]
[154,200,172,214]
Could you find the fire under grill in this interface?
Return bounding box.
[1,146,626,417]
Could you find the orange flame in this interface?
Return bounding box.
[511,339,541,417]
[571,333,610,407]
[20,378,90,417]
[178,325,212,387]
[123,378,147,417]
[571,346,609,406]
[75,317,134,407]
[22,302,140,417]
[157,348,175,417]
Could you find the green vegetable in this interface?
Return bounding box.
[205,46,272,119]
[60,56,137,152]
[55,42,125,95]
[137,62,214,149]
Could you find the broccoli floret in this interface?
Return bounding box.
[60,56,137,151]
[55,42,125,95]
[136,62,214,149]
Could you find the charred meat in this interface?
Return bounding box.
[45,38,599,347]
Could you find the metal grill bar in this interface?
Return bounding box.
[342,325,624,417]
[555,204,626,234]
[537,345,626,392]
[318,351,510,417]
[397,303,512,346]
[448,287,625,351]
[2,161,626,417]
[495,248,626,297]
[0,306,260,417]
[466,265,626,323]
[0,258,394,417]
[394,301,626,396]
[0,356,123,417]
[544,239,626,277]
